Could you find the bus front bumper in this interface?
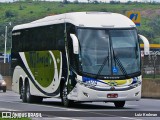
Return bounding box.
[68,84,141,102]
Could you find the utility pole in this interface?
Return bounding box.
[4,22,11,63]
[4,26,7,63]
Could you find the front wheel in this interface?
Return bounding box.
[114,101,125,108]
[61,84,73,107]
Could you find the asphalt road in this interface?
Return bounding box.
[0,90,160,120]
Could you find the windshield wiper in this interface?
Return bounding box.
[95,55,109,79]
[112,50,129,78]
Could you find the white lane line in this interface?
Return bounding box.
[0,100,80,111]
[126,104,138,107]
[122,117,142,120]
[85,111,143,120]
[32,118,81,120]
[56,117,81,120]
[0,108,17,111]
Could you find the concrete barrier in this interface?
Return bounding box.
[142,79,160,98]
[3,76,160,98]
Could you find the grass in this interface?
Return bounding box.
[0,112,34,120]
[0,2,160,23]
[143,74,160,79]
[0,2,159,26]
[0,1,160,52]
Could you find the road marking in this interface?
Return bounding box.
[126,104,138,107]
[0,100,80,111]
[122,117,142,120]
[33,117,81,120]
[0,108,17,111]
[85,111,143,120]
[56,117,81,120]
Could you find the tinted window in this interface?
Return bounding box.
[12,24,64,52]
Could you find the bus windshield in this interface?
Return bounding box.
[77,28,140,79]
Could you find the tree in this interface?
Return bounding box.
[0,37,5,51]
[5,10,17,18]
[93,0,99,4]
[25,0,33,2]
[73,0,79,4]
[110,0,120,4]
[63,0,68,4]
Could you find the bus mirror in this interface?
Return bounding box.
[138,34,150,55]
[58,39,65,51]
[70,34,79,54]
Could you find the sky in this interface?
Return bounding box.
[0,0,160,3]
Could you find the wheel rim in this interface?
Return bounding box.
[21,86,23,96]
[26,85,30,101]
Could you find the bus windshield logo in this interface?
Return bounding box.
[112,66,118,74]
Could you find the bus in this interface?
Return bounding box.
[11,12,149,108]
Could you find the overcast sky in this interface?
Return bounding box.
[0,0,160,3]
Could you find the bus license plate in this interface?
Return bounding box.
[107,93,118,98]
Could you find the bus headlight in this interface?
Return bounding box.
[130,77,141,88]
[82,77,97,87]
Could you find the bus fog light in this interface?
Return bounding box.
[83,92,89,97]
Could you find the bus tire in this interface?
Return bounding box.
[114,101,125,108]
[25,82,43,103]
[26,82,35,103]
[22,84,27,103]
[20,85,22,99]
[61,84,73,107]
[19,79,23,99]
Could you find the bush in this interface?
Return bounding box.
[30,11,33,14]
[138,29,155,43]
[149,16,160,35]
[19,5,24,10]
[5,10,17,18]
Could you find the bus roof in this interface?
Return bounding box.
[13,12,136,31]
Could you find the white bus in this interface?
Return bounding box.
[11,12,149,108]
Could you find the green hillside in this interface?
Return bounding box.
[0,1,160,52]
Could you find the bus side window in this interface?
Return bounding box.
[56,24,65,50]
[12,31,22,52]
[21,30,27,52]
[48,25,57,50]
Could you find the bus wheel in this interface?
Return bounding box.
[114,101,125,108]
[61,84,73,107]
[22,85,27,103]
[20,85,22,99]
[26,82,35,103]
